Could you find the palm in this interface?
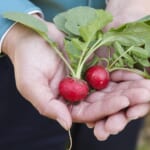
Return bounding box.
[14,29,63,103]
[10,22,71,130]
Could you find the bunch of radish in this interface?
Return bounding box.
[5,6,150,104]
[59,65,109,103]
[53,7,112,102]
[53,6,150,103]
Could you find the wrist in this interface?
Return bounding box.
[1,14,45,62]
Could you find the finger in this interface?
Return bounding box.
[126,103,150,120]
[47,22,65,48]
[31,88,72,130]
[111,70,143,82]
[98,82,117,93]
[123,88,150,105]
[130,79,150,91]
[33,88,72,130]
[86,85,121,104]
[86,122,95,128]
[49,61,65,96]
[71,95,129,122]
[94,120,110,141]
[105,112,128,135]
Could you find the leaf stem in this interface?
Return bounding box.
[108,67,150,79]
[75,42,90,79]
[75,33,103,79]
[77,37,103,77]
[107,46,134,70]
[42,34,76,77]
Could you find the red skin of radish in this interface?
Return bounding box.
[85,65,110,90]
[59,77,89,102]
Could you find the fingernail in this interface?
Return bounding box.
[98,135,109,141]
[128,115,139,121]
[123,100,130,107]
[86,123,94,128]
[57,117,69,130]
[111,131,120,135]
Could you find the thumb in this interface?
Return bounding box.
[17,78,72,130]
[71,94,129,122]
[38,98,72,131]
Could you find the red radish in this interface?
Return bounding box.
[59,77,89,102]
[85,65,109,90]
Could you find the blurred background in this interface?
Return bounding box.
[137,114,150,150]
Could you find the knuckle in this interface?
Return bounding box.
[16,77,31,92]
[38,104,49,117]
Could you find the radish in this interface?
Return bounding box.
[59,77,89,102]
[85,65,109,90]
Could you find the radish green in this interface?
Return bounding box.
[3,6,150,79]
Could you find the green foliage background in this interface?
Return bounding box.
[137,115,150,150]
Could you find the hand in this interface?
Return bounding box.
[89,71,150,141]
[111,70,150,121]
[105,0,150,30]
[2,16,72,130]
[83,0,150,140]
[71,82,130,122]
[0,14,132,132]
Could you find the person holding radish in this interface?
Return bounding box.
[0,0,150,150]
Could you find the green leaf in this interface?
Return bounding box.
[64,6,97,36]
[54,6,113,50]
[53,6,113,78]
[71,38,87,50]
[136,15,150,23]
[79,10,112,42]
[64,39,82,71]
[6,8,150,79]
[108,42,150,74]
[113,42,135,66]
[3,12,48,36]
[130,47,149,59]
[79,23,97,42]
[102,20,150,47]
[3,12,76,76]
[137,58,150,67]
[95,9,113,30]
[53,8,150,78]
[102,31,144,46]
[53,12,73,36]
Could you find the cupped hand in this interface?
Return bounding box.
[111,70,150,120]
[92,71,150,141]
[71,71,150,140]
[2,16,72,130]
[81,0,150,140]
